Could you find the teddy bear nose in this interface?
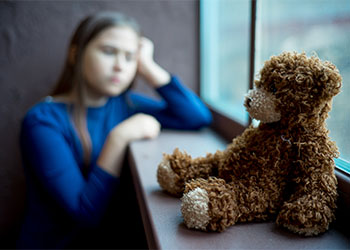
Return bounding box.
[245,98,252,108]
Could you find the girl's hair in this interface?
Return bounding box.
[51,12,141,172]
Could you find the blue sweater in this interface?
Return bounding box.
[17,76,212,248]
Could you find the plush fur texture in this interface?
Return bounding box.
[157,52,342,236]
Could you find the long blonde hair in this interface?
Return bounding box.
[51,12,141,172]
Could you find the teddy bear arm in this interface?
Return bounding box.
[157,148,225,196]
[276,170,338,236]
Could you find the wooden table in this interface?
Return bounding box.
[128,129,349,249]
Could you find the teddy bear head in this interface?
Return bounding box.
[244,52,342,125]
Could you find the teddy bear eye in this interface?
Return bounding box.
[269,83,277,93]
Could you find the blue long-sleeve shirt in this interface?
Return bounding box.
[17,76,212,248]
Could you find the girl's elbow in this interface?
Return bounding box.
[186,110,213,129]
[203,110,213,126]
[197,109,213,127]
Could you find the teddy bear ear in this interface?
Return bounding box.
[314,60,342,100]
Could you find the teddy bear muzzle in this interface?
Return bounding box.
[244,88,281,123]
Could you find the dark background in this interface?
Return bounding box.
[0,0,199,245]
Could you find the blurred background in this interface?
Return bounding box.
[0,0,199,246]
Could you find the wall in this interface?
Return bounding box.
[0,0,199,243]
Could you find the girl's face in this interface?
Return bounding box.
[81,26,139,98]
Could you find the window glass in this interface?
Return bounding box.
[255,0,350,166]
[200,0,250,125]
[200,0,350,172]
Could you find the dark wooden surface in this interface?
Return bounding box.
[128,129,350,249]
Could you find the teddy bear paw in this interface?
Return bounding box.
[157,158,182,196]
[181,187,210,230]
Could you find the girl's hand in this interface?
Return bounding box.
[97,113,161,177]
[137,37,170,88]
[112,113,161,143]
[138,37,155,75]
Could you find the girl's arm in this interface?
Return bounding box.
[21,110,160,226]
[132,37,212,129]
[97,113,160,177]
[128,77,212,129]
[21,120,118,227]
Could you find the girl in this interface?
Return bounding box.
[17,11,211,248]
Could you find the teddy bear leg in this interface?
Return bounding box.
[157,148,223,197]
[276,193,336,236]
[181,177,239,232]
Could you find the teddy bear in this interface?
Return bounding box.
[157,51,342,236]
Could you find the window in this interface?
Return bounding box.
[200,0,250,125]
[200,0,350,173]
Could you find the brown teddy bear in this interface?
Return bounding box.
[157,52,342,236]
